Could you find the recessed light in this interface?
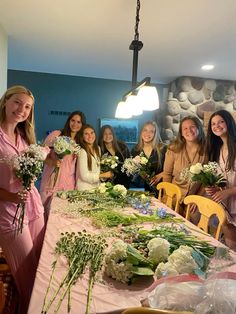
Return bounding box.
[201,64,214,71]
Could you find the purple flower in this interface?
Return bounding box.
[157,207,167,218]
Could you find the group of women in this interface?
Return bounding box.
[0,85,236,313]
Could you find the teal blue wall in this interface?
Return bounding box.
[8,70,167,147]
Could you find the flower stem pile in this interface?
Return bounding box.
[41,231,107,314]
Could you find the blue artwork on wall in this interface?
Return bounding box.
[100,118,139,144]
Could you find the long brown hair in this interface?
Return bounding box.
[61,111,86,144]
[169,116,205,154]
[99,124,124,157]
[79,124,100,171]
[206,110,236,171]
[0,85,36,144]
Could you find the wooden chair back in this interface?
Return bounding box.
[156,182,182,213]
[0,281,5,314]
[184,195,226,240]
[122,307,193,314]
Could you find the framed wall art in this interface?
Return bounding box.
[100,118,139,144]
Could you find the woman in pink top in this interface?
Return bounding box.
[40,111,86,214]
[0,86,46,313]
[206,110,236,251]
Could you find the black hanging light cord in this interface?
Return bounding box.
[129,0,143,87]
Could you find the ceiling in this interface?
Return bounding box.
[1,0,236,84]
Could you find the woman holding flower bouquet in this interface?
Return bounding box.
[0,86,46,313]
[99,124,131,188]
[159,116,207,220]
[40,110,86,212]
[131,121,166,192]
[76,124,113,190]
[206,110,236,250]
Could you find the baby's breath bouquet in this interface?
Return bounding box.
[100,153,119,172]
[181,161,227,188]
[122,152,153,182]
[12,144,50,234]
[51,136,80,186]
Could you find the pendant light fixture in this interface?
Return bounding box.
[115,0,159,118]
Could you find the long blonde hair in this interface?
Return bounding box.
[136,120,162,152]
[0,85,36,144]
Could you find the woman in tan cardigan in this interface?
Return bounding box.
[157,116,207,220]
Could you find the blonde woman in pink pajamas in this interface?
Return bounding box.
[0,86,46,313]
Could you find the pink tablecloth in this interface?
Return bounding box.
[28,197,236,314]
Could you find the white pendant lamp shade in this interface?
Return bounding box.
[114,1,159,119]
[137,86,159,111]
[115,101,132,118]
[125,94,143,116]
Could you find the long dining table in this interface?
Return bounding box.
[27,194,236,314]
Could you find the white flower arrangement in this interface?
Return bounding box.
[100,153,119,172]
[155,245,197,278]
[51,136,80,186]
[147,237,170,265]
[52,136,80,157]
[154,261,179,278]
[180,161,227,187]
[96,182,127,198]
[12,144,50,233]
[122,152,153,182]
[113,184,127,198]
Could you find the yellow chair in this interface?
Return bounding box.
[122,307,193,314]
[156,182,182,213]
[184,195,226,240]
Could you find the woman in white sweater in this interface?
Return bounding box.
[76,124,112,190]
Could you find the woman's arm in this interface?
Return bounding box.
[207,186,236,203]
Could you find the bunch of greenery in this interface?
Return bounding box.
[41,231,107,314]
[86,209,181,228]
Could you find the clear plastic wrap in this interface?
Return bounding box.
[147,272,236,313]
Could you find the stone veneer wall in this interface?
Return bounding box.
[162,76,236,142]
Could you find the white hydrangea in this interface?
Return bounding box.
[105,260,133,284]
[168,245,197,274]
[104,239,133,283]
[53,136,71,154]
[113,184,127,197]
[189,163,203,175]
[97,182,107,193]
[105,239,128,263]
[147,237,170,265]
[155,261,179,278]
